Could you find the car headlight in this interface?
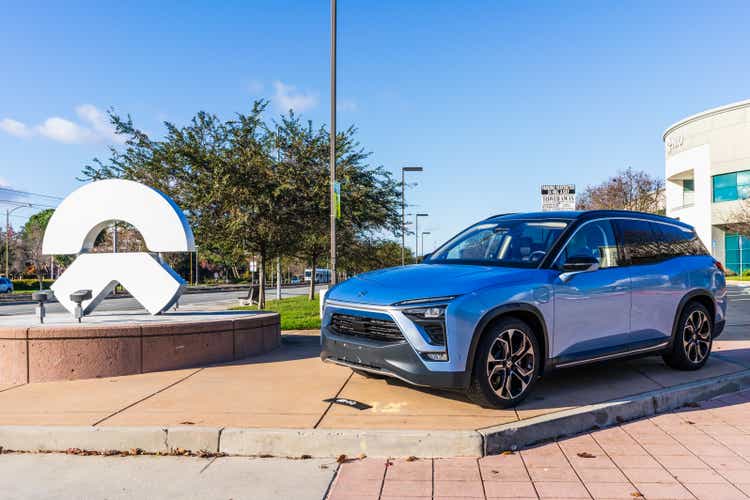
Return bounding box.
[404,305,448,348]
[403,306,445,320]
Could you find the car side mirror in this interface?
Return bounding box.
[559,255,599,282]
[422,252,432,262]
[563,255,599,272]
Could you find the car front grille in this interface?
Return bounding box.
[330,313,404,342]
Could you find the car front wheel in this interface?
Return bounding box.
[663,302,713,371]
[467,317,540,408]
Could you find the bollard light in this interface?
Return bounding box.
[32,291,53,324]
[70,289,93,323]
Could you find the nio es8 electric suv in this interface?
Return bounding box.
[320,211,728,408]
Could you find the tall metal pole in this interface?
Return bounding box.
[329,0,338,285]
[195,246,199,286]
[401,169,405,266]
[276,124,282,300]
[415,213,428,263]
[4,209,9,278]
[400,167,423,266]
[4,204,30,278]
[415,214,419,261]
[276,257,282,300]
[421,231,431,258]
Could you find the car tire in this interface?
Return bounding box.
[467,317,541,409]
[662,301,713,371]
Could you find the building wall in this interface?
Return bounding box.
[665,144,711,251]
[664,100,750,266]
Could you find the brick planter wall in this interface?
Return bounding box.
[0,313,281,385]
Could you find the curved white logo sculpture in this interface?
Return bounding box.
[43,179,195,316]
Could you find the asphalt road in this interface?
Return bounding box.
[0,285,311,316]
[3,282,748,319]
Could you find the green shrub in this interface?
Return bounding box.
[11,279,54,291]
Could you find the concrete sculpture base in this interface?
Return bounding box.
[0,311,280,384]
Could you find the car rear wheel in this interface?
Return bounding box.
[467,317,540,408]
[662,302,713,371]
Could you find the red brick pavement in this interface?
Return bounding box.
[328,389,750,499]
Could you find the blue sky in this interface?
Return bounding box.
[2,1,750,252]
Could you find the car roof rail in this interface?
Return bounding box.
[483,212,516,220]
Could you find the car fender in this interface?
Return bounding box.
[669,288,716,349]
[466,302,552,382]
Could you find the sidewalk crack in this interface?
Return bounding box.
[313,371,353,429]
[199,456,219,474]
[91,367,204,426]
[0,383,25,394]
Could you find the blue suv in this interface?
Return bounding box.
[321,211,727,408]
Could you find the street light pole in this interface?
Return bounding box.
[401,166,423,266]
[421,231,431,259]
[329,0,338,285]
[415,213,429,263]
[4,202,31,278]
[194,246,199,286]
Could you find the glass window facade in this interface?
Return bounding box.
[725,233,750,276]
[682,179,694,206]
[713,170,750,202]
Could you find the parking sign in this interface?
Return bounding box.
[541,184,576,211]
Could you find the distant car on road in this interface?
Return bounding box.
[321,211,727,408]
[0,278,13,294]
[290,276,301,285]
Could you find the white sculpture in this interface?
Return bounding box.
[42,179,195,316]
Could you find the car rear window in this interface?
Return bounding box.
[615,219,707,265]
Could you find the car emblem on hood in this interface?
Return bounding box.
[357,290,368,297]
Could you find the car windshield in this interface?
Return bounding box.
[426,219,570,267]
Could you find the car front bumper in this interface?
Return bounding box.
[320,326,468,390]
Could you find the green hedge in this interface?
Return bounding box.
[11,279,54,291]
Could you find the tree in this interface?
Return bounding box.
[81,102,302,308]
[275,113,402,299]
[81,102,404,306]
[340,238,414,275]
[577,167,665,214]
[21,209,54,288]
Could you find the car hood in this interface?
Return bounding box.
[326,264,533,306]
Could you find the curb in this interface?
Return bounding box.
[219,428,483,458]
[0,369,748,458]
[0,426,483,458]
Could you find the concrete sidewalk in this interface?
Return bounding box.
[0,289,748,458]
[0,454,337,500]
[0,331,747,430]
[0,329,747,457]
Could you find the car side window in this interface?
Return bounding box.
[653,223,709,258]
[615,219,661,265]
[557,220,620,269]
